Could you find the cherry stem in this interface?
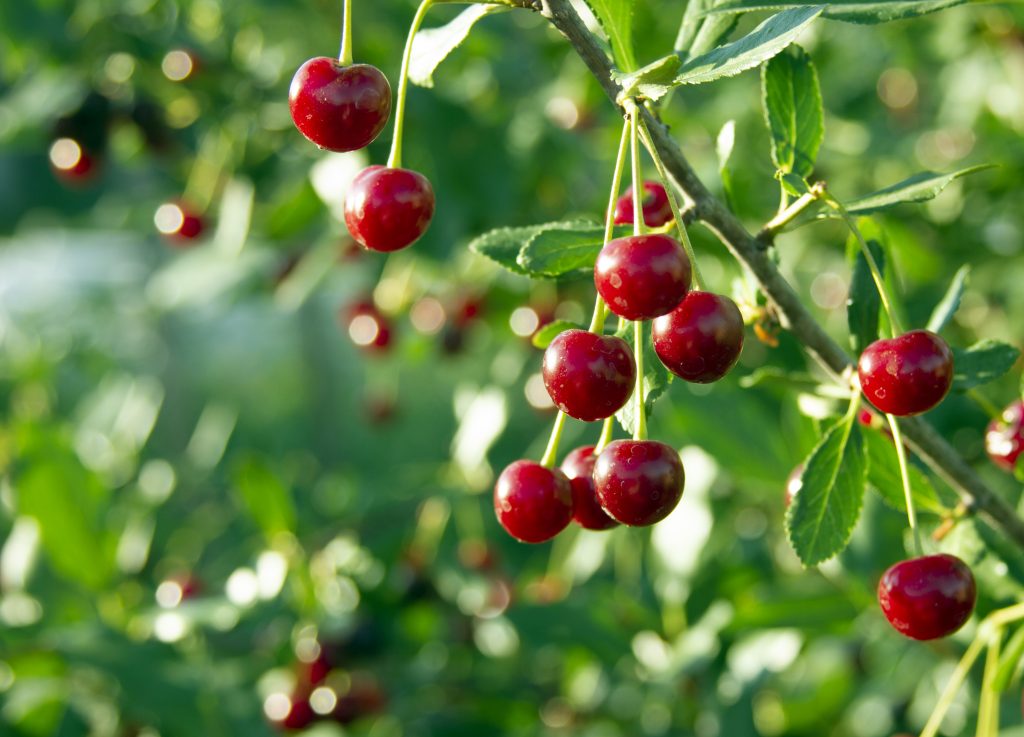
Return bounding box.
[626,104,648,442]
[588,118,631,334]
[339,0,353,65]
[539,410,567,468]
[387,0,434,169]
[637,117,705,292]
[824,192,905,337]
[595,416,615,454]
[976,628,1002,737]
[886,413,923,557]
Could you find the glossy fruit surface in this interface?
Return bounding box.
[493,461,572,543]
[613,181,672,227]
[289,57,391,152]
[986,400,1024,473]
[560,446,619,530]
[154,201,205,244]
[542,329,635,421]
[344,165,435,252]
[652,292,744,383]
[877,553,976,640]
[594,440,685,526]
[857,330,954,416]
[594,234,691,320]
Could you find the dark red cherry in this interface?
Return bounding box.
[289,57,391,152]
[785,464,803,507]
[542,329,636,422]
[877,553,976,640]
[343,301,391,353]
[278,693,317,730]
[493,460,572,543]
[344,165,435,252]
[155,201,205,244]
[652,292,744,383]
[613,181,672,227]
[858,330,953,416]
[560,446,619,530]
[594,440,685,526]
[986,400,1024,473]
[594,234,691,320]
[49,137,98,184]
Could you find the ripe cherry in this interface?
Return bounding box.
[858,330,954,416]
[613,181,672,228]
[289,57,391,152]
[343,301,392,353]
[493,460,573,543]
[594,440,685,526]
[560,446,619,530]
[542,329,636,422]
[652,292,744,383]
[49,137,98,185]
[344,165,435,252]
[986,400,1024,473]
[594,234,691,320]
[276,693,317,730]
[877,553,976,640]
[154,201,205,244]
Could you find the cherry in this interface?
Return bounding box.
[652,292,744,383]
[785,464,803,507]
[154,201,205,244]
[594,440,685,526]
[277,693,317,730]
[542,329,636,421]
[344,165,435,252]
[49,138,97,184]
[877,553,976,640]
[343,301,391,353]
[594,234,691,320]
[560,446,619,530]
[289,57,391,152]
[613,181,672,227]
[986,399,1024,473]
[857,330,954,416]
[493,460,573,543]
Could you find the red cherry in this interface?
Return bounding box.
[297,650,333,686]
[613,181,672,227]
[493,460,573,543]
[594,234,691,320]
[49,137,98,184]
[288,57,391,152]
[343,301,392,353]
[278,694,317,730]
[877,553,976,640]
[155,201,205,245]
[857,330,953,416]
[542,329,636,422]
[560,446,619,530]
[344,165,435,252]
[785,464,803,507]
[986,400,1024,473]
[652,292,744,383]
[594,440,685,526]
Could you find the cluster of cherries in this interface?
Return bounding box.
[495,183,746,542]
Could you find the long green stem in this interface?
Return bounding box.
[637,117,705,291]
[976,628,1003,737]
[627,104,647,442]
[919,634,988,737]
[886,414,922,557]
[588,119,631,334]
[540,411,567,468]
[633,319,647,441]
[595,417,615,454]
[969,389,1002,421]
[339,0,353,64]
[387,0,434,169]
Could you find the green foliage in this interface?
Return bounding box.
[952,340,1022,391]
[927,265,970,334]
[846,234,885,355]
[583,0,638,70]
[862,427,946,515]
[614,320,671,435]
[761,44,823,179]
[706,0,968,24]
[410,5,507,89]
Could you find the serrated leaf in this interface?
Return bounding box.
[532,320,581,349]
[614,321,671,436]
[706,0,966,24]
[409,5,506,89]
[952,340,1021,391]
[518,222,633,277]
[846,237,884,355]
[778,171,811,197]
[234,456,296,540]
[675,7,823,86]
[762,44,823,179]
[583,0,637,71]
[469,225,547,274]
[786,412,866,566]
[862,427,946,515]
[926,265,969,334]
[839,166,994,215]
[612,54,681,102]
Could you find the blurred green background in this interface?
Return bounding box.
[1,0,1024,735]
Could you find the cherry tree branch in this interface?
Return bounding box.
[537,0,1024,550]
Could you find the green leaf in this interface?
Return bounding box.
[846,236,884,355]
[926,265,970,334]
[952,340,1021,391]
[409,5,506,89]
[675,7,823,86]
[786,412,866,566]
[583,0,637,71]
[862,427,946,515]
[612,54,681,102]
[517,222,632,277]
[739,367,830,392]
[706,0,967,24]
[234,456,296,539]
[469,224,545,274]
[615,322,671,436]
[778,171,811,197]
[717,120,737,206]
[762,44,823,179]
[840,166,994,215]
[531,320,581,349]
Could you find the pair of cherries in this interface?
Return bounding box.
[289,57,434,252]
[494,442,685,543]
